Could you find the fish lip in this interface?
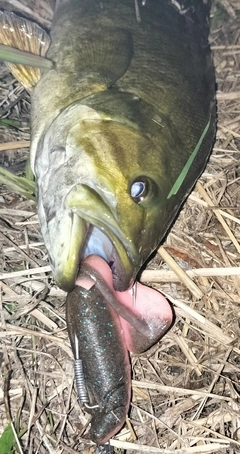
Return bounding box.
[38,178,138,293]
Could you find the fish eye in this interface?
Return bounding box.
[130,177,149,203]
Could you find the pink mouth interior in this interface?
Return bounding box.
[76,255,173,354]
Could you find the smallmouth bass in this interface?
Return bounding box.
[0,0,216,444]
[0,0,216,294]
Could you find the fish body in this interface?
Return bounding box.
[0,0,215,443]
[0,0,216,293]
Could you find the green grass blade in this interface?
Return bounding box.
[0,423,28,454]
[25,159,35,182]
[0,424,15,454]
[0,43,53,70]
[0,118,22,128]
[167,118,211,199]
[0,165,35,201]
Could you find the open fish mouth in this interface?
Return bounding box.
[81,225,120,279]
[77,220,135,292]
[43,197,137,293]
[83,226,115,267]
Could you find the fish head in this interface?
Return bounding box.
[34,91,180,292]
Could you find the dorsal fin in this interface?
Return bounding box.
[51,0,133,86]
[0,11,51,91]
[73,28,133,86]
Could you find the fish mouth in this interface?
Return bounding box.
[51,185,137,293]
[81,225,122,282]
[85,222,135,290]
[55,218,135,293]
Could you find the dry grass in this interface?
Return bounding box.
[0,1,240,453]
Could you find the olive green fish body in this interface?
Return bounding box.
[0,0,216,291]
[28,0,216,292]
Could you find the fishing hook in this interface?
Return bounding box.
[74,334,100,410]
